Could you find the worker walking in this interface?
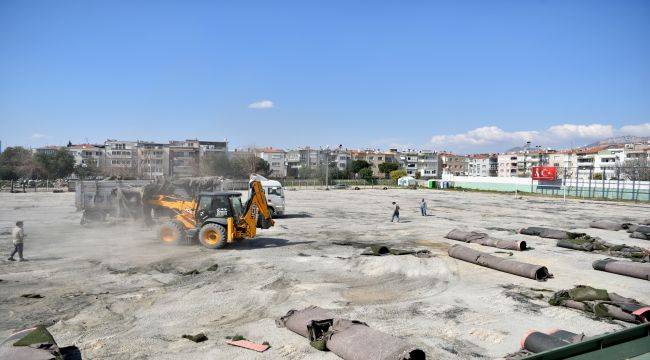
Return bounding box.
[8,221,26,261]
[420,199,427,216]
[391,202,400,222]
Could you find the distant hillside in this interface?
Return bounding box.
[586,136,650,147]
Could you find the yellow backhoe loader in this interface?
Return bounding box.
[147,180,274,249]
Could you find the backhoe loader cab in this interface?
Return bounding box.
[154,180,274,249]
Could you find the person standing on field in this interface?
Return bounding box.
[391,202,400,222]
[420,199,427,216]
[8,221,26,261]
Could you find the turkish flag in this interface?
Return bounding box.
[531,166,557,180]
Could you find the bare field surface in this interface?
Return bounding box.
[1,190,649,359]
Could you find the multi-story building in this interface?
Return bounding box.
[331,148,352,172]
[440,153,468,176]
[351,149,399,177]
[467,154,497,177]
[168,140,200,178]
[400,151,419,177]
[104,140,137,177]
[136,142,167,179]
[67,144,105,167]
[497,153,519,177]
[416,151,441,179]
[255,147,287,177]
[34,146,61,156]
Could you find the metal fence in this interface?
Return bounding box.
[535,166,650,201]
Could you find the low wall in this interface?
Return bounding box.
[439,175,650,201]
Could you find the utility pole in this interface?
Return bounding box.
[325,147,330,190]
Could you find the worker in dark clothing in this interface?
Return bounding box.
[391,202,400,222]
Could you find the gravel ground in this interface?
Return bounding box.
[0,189,649,359]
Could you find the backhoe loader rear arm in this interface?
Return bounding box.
[237,181,275,238]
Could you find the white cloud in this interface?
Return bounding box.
[430,123,649,152]
[31,133,48,139]
[619,123,650,136]
[248,100,274,109]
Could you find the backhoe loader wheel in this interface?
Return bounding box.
[159,220,185,245]
[199,223,227,249]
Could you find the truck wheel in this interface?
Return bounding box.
[159,220,185,245]
[199,223,227,249]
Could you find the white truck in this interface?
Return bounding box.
[249,175,285,217]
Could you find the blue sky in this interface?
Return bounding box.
[1,0,649,153]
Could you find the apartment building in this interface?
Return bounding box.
[416,151,441,179]
[104,140,137,177]
[331,148,352,171]
[467,154,497,177]
[440,153,468,176]
[167,141,200,178]
[67,144,105,167]
[351,149,399,177]
[34,146,61,156]
[497,153,519,177]
[136,142,167,179]
[255,147,287,177]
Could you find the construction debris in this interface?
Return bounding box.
[225,339,270,352]
[276,306,426,360]
[519,226,585,240]
[520,329,584,353]
[206,264,219,271]
[182,333,208,343]
[360,245,432,258]
[589,220,633,231]
[549,285,650,323]
[0,325,82,360]
[445,229,526,251]
[448,244,551,280]
[592,258,650,280]
[20,294,44,299]
[628,225,650,240]
[556,237,649,261]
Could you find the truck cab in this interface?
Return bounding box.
[260,180,285,217]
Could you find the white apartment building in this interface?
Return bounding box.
[67,144,105,167]
[256,148,287,177]
[497,153,519,177]
[104,140,137,177]
[467,155,496,177]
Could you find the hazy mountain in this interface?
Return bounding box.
[586,136,650,147]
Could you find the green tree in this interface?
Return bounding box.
[255,157,271,177]
[351,160,371,174]
[0,147,35,180]
[74,158,100,179]
[389,169,407,181]
[378,162,399,178]
[34,148,75,179]
[358,167,374,183]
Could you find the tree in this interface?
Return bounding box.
[389,169,407,181]
[0,147,35,180]
[230,154,271,178]
[358,167,374,183]
[201,153,232,176]
[351,160,371,174]
[34,148,75,179]
[378,162,399,178]
[74,158,100,179]
[255,157,271,177]
[621,159,650,181]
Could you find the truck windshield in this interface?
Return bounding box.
[267,187,284,197]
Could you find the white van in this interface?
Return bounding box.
[249,175,285,217]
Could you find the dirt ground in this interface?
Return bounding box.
[1,189,649,359]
